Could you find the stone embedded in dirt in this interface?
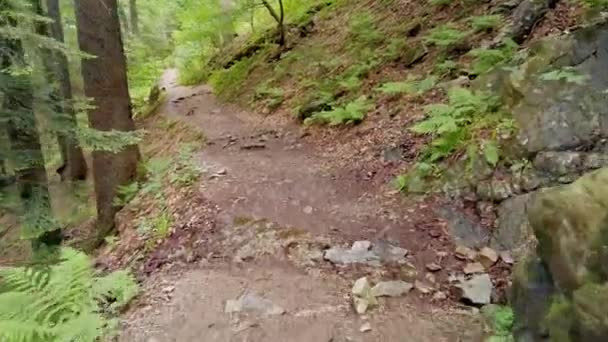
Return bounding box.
[478,247,499,269]
[359,322,372,333]
[303,206,314,215]
[499,251,514,265]
[463,262,486,275]
[371,280,413,297]
[351,240,372,252]
[370,241,409,263]
[425,263,442,272]
[352,277,377,314]
[456,274,493,305]
[162,286,176,294]
[240,143,266,150]
[455,245,477,261]
[352,277,372,297]
[415,280,434,294]
[432,291,448,301]
[225,292,286,316]
[217,168,228,175]
[425,273,436,284]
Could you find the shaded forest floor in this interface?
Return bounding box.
[111,70,493,341]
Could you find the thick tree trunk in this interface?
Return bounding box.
[0,23,61,248]
[129,0,139,35]
[45,0,88,182]
[74,0,140,242]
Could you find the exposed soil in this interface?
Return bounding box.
[117,70,489,341]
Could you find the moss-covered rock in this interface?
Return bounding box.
[528,168,608,291]
[573,283,608,341]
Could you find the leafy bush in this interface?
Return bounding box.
[305,96,372,126]
[539,66,590,85]
[0,248,139,341]
[468,39,517,75]
[424,24,469,47]
[580,0,608,10]
[411,87,501,162]
[485,305,515,341]
[377,75,437,96]
[469,15,503,32]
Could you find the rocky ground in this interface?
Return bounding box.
[106,69,520,342]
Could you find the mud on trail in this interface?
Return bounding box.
[118,70,486,341]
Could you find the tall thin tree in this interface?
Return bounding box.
[73,0,140,243]
[44,0,88,181]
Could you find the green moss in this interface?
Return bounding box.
[209,56,258,100]
[543,295,574,342]
[573,283,608,339]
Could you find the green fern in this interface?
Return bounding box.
[0,248,139,342]
[539,66,590,85]
[377,75,437,96]
[305,96,372,126]
[411,87,501,162]
[434,59,459,76]
[424,24,469,47]
[468,39,517,75]
[469,15,503,32]
[348,12,384,47]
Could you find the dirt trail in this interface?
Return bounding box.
[119,70,484,342]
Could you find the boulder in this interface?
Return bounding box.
[528,168,608,291]
[504,24,608,154]
[490,194,535,259]
[456,274,493,305]
[573,283,608,340]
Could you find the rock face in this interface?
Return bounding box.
[515,168,608,341]
[491,194,535,259]
[506,24,608,154]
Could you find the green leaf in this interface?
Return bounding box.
[483,140,500,166]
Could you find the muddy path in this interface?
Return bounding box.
[118,70,485,342]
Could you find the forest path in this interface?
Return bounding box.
[118,70,484,342]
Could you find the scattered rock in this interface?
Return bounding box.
[225,293,286,316]
[432,291,448,301]
[216,168,228,175]
[500,251,514,265]
[490,194,534,260]
[352,277,377,314]
[439,207,489,248]
[533,151,582,176]
[351,240,372,252]
[478,247,499,269]
[359,322,372,333]
[324,241,407,266]
[464,262,486,275]
[371,280,414,297]
[455,246,477,261]
[415,280,434,294]
[371,241,409,263]
[456,274,493,305]
[303,206,314,215]
[161,286,176,294]
[426,263,442,272]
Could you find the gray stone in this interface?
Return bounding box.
[457,274,493,305]
[370,241,409,263]
[582,152,608,170]
[476,179,514,202]
[508,24,608,154]
[303,206,314,214]
[509,0,554,43]
[438,206,489,249]
[225,293,286,316]
[371,280,414,297]
[533,151,583,176]
[351,240,372,252]
[490,194,535,260]
[352,277,372,297]
[324,246,381,267]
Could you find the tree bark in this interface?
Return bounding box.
[129,0,139,35]
[0,3,61,248]
[74,0,140,243]
[45,0,88,182]
[260,0,285,45]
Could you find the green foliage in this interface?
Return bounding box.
[485,305,515,341]
[169,144,202,187]
[411,87,501,162]
[434,59,459,76]
[394,162,438,193]
[0,248,138,341]
[468,15,503,32]
[254,85,285,111]
[377,75,437,96]
[543,295,574,342]
[348,12,383,48]
[429,0,453,6]
[209,56,258,99]
[113,182,140,207]
[539,66,590,85]
[424,24,469,48]
[468,39,517,75]
[305,96,372,126]
[579,0,608,10]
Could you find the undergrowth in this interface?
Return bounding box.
[0,248,139,341]
[304,96,372,126]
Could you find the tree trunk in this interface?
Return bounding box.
[260,0,285,46]
[45,0,88,182]
[0,12,61,248]
[129,0,139,35]
[74,0,140,243]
